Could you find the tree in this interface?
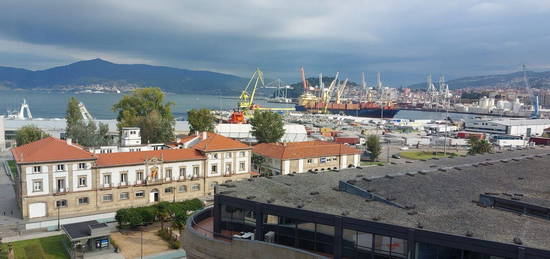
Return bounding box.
[366,135,382,161]
[188,108,215,133]
[171,211,188,238]
[112,88,175,143]
[65,97,111,147]
[249,110,285,143]
[15,125,49,146]
[65,97,83,139]
[468,137,492,154]
[251,154,266,175]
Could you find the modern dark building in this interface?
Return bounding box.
[184,148,550,259]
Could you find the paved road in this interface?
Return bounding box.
[0,151,23,235]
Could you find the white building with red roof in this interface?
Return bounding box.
[11,132,252,228]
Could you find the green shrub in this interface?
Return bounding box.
[115,199,204,228]
[168,240,181,249]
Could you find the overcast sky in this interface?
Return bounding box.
[1,0,550,85]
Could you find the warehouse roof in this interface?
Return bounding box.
[219,147,550,250]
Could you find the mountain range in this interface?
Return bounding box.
[2,59,550,95]
[407,70,550,90]
[0,58,248,94]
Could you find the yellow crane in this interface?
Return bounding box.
[322,72,339,113]
[238,68,264,111]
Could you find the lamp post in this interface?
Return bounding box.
[57,202,60,230]
[140,227,143,259]
[172,187,176,202]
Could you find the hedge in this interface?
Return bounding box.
[115,198,204,228]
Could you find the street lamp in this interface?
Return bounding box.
[172,187,176,202]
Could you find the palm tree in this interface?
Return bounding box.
[468,137,493,154]
[155,202,171,230]
[171,211,188,241]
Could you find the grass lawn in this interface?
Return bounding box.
[400,151,457,160]
[7,160,17,178]
[361,161,385,166]
[0,235,69,259]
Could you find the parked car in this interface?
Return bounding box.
[392,154,401,159]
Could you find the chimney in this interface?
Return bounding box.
[66,138,72,145]
[202,131,208,140]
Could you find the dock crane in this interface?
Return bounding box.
[523,64,540,119]
[228,68,264,123]
[335,78,349,104]
[322,72,339,113]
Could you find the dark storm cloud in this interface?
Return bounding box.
[1,0,550,85]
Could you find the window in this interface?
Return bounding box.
[135,191,145,198]
[32,180,43,192]
[102,194,113,202]
[191,184,200,191]
[320,157,327,164]
[120,192,129,200]
[103,174,111,185]
[178,185,187,192]
[136,171,144,181]
[78,176,87,187]
[307,159,313,164]
[239,161,246,171]
[78,163,86,169]
[56,164,65,171]
[78,197,89,205]
[193,166,200,177]
[179,167,186,177]
[165,168,172,179]
[165,187,173,193]
[120,172,128,184]
[239,151,246,157]
[211,164,218,173]
[33,166,41,173]
[225,152,232,158]
[56,199,68,207]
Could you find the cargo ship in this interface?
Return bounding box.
[294,92,400,118]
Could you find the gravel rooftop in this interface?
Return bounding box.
[218,147,550,250]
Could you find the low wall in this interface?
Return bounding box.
[183,208,327,259]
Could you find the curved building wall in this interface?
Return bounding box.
[183,208,327,259]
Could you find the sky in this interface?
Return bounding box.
[1,0,550,86]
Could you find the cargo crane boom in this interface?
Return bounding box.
[523,64,540,119]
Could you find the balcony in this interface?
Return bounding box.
[53,189,68,196]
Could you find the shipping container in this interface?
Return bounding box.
[529,137,550,145]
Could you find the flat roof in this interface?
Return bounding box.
[219,147,550,250]
[62,220,108,240]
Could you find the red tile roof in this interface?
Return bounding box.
[95,148,206,168]
[252,141,361,160]
[11,137,96,164]
[192,132,250,151]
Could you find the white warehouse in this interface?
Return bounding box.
[464,118,550,137]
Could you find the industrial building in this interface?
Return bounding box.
[184,148,550,259]
[214,123,308,143]
[463,118,550,137]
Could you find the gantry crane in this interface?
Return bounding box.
[228,68,264,123]
[523,64,540,119]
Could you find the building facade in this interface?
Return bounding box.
[252,141,361,175]
[11,133,252,221]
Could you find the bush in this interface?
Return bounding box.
[116,199,204,228]
[168,240,181,249]
[157,228,172,241]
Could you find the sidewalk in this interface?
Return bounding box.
[1,230,63,243]
[140,249,186,259]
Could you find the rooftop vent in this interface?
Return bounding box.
[405,205,416,210]
[372,216,381,221]
[513,237,523,245]
[429,165,437,168]
[362,177,372,182]
[465,231,474,237]
[267,198,275,204]
[341,211,349,216]
[310,191,320,195]
[385,175,394,179]
[417,223,424,229]
[284,183,291,186]
[406,172,416,176]
[246,195,256,200]
[296,203,304,208]
[407,211,418,215]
